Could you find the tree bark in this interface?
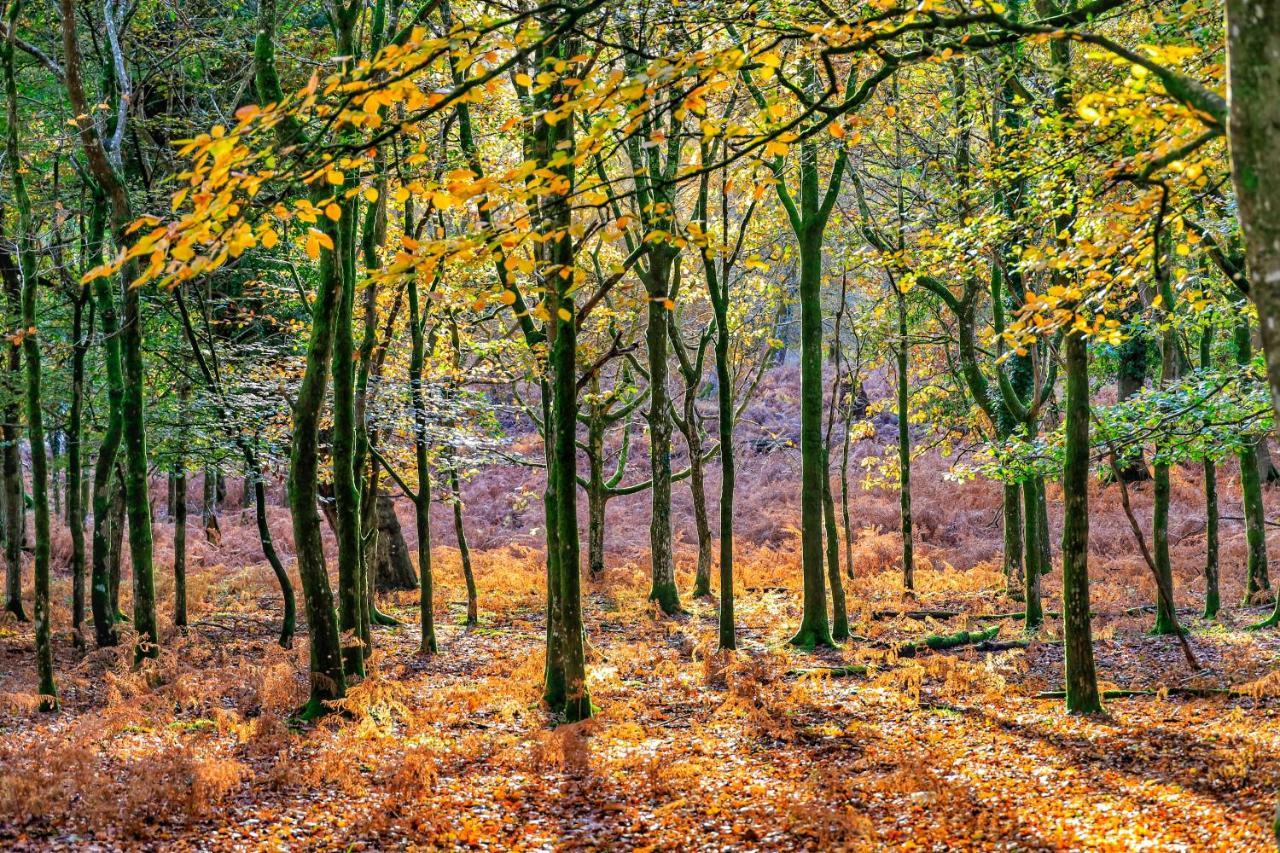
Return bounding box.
[255,0,345,716]
[1061,331,1102,713]
[1226,0,1280,431]
[373,494,417,592]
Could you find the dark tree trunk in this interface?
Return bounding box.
[373,495,417,591]
[449,468,478,626]
[1061,331,1101,713]
[173,469,187,628]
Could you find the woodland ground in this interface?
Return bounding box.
[4,376,1280,850]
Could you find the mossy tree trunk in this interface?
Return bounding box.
[173,467,187,628]
[61,0,157,663]
[1235,319,1270,604]
[896,292,914,592]
[1201,327,1220,619]
[406,252,436,655]
[0,263,23,623]
[1150,200,1181,637]
[67,273,93,645]
[1061,329,1102,713]
[1226,0,1280,437]
[4,17,55,707]
[254,0,345,715]
[448,467,478,626]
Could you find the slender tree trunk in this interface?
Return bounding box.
[254,0,345,714]
[107,468,125,621]
[645,287,681,615]
[449,467,477,626]
[841,406,854,579]
[1003,483,1025,596]
[549,277,590,720]
[173,468,187,628]
[1036,476,1052,576]
[407,273,436,654]
[1022,478,1044,630]
[1,267,23,623]
[118,244,156,663]
[1200,327,1221,619]
[331,210,366,679]
[896,295,914,591]
[1151,242,1181,636]
[1061,330,1101,713]
[683,394,713,598]
[68,286,89,644]
[1235,320,1271,603]
[586,409,607,579]
[202,469,220,545]
[1111,331,1151,481]
[5,28,55,706]
[247,448,295,647]
[823,449,848,640]
[714,308,736,650]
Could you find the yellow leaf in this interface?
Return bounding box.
[363,187,379,203]
[305,228,335,260]
[325,203,342,221]
[326,169,345,186]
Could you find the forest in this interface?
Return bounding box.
[1,0,1279,847]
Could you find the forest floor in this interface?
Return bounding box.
[3,537,1280,851]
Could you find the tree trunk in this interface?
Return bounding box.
[331,201,366,679]
[1035,476,1052,576]
[1226,0,1280,444]
[373,495,417,591]
[1112,331,1151,482]
[108,469,126,621]
[685,409,713,599]
[1022,478,1044,630]
[1061,330,1101,713]
[791,219,833,649]
[118,238,157,665]
[1,268,23,622]
[89,260,124,647]
[449,468,478,626]
[68,284,89,644]
[1151,261,1181,636]
[1003,483,1024,596]
[823,449,848,640]
[645,289,681,615]
[247,451,295,647]
[896,296,914,591]
[252,0,345,715]
[173,468,187,628]
[4,35,55,705]
[714,306,736,650]
[202,469,221,545]
[586,409,607,579]
[1235,320,1271,603]
[536,26,590,720]
[407,271,436,655]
